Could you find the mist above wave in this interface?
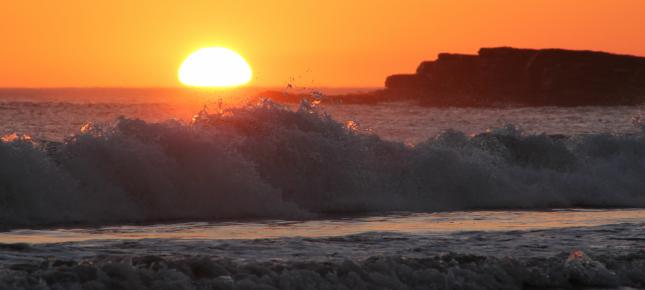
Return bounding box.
[1,100,645,227]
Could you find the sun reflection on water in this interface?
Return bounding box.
[1,209,643,244]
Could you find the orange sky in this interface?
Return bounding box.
[1,0,645,88]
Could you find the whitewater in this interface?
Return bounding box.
[0,89,644,289]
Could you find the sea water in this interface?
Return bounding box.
[0,88,644,289]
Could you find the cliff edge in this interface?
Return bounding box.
[385,47,645,106]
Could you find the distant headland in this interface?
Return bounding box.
[257,47,645,106]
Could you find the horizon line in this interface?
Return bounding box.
[0,85,383,90]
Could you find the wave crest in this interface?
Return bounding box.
[2,102,645,227]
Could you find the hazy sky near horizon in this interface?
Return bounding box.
[1,0,644,88]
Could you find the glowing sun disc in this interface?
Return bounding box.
[178,47,252,87]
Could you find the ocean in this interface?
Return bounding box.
[0,88,644,289]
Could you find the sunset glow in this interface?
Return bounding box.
[178,47,252,87]
[1,1,645,87]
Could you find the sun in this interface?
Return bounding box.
[178,47,253,87]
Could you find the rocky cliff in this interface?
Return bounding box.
[385,47,645,106]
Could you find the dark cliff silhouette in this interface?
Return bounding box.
[386,47,645,106]
[255,47,645,106]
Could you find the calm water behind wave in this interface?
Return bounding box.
[0,88,643,142]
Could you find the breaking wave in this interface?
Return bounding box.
[2,100,645,227]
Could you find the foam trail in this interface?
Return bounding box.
[1,101,645,228]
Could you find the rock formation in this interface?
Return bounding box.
[385,47,645,106]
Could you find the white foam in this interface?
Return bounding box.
[1,102,645,227]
